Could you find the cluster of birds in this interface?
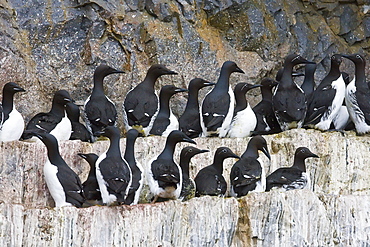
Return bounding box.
[0,52,367,208]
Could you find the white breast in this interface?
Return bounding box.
[95,152,118,205]
[0,108,24,142]
[227,104,257,138]
[161,110,179,137]
[50,113,72,141]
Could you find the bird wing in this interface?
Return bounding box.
[230,158,262,188]
[266,167,302,191]
[202,91,231,130]
[273,87,307,122]
[99,157,131,195]
[85,97,117,129]
[149,113,171,136]
[194,166,226,196]
[355,89,370,125]
[25,112,62,134]
[179,109,202,138]
[56,165,85,207]
[151,159,181,185]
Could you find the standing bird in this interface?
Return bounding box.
[77,153,102,205]
[300,63,317,100]
[179,78,215,138]
[95,126,132,205]
[34,132,85,207]
[252,78,281,135]
[123,64,178,136]
[123,129,143,205]
[0,82,26,142]
[149,85,187,137]
[22,90,72,142]
[179,146,209,201]
[147,130,196,202]
[272,54,315,131]
[200,61,245,137]
[305,54,345,131]
[194,147,240,197]
[266,147,319,191]
[66,102,92,142]
[230,136,271,197]
[343,53,370,135]
[227,83,262,137]
[84,64,124,139]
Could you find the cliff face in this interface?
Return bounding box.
[1,130,370,246]
[0,0,370,246]
[0,0,369,123]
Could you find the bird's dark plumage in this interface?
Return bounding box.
[305,54,345,130]
[272,54,315,131]
[179,78,215,138]
[148,130,196,202]
[95,126,132,205]
[22,90,72,141]
[66,102,92,142]
[149,85,187,137]
[124,129,143,205]
[34,132,85,207]
[194,147,240,197]
[179,146,209,201]
[84,64,124,139]
[343,54,370,134]
[300,63,317,99]
[123,64,177,136]
[230,136,270,197]
[252,78,282,135]
[0,82,26,142]
[266,147,319,191]
[78,153,102,203]
[201,61,245,137]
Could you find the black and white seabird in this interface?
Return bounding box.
[300,63,317,100]
[252,78,281,135]
[343,54,370,135]
[230,136,270,197]
[123,64,177,136]
[179,78,215,138]
[331,72,353,130]
[305,54,345,131]
[194,147,240,197]
[123,129,143,205]
[77,153,102,204]
[66,102,92,142]
[227,83,262,137]
[0,82,26,142]
[22,90,72,142]
[147,130,196,202]
[84,64,124,139]
[272,54,315,131]
[179,146,209,201]
[149,85,187,137]
[34,132,85,207]
[95,126,132,205]
[200,61,245,137]
[266,147,319,191]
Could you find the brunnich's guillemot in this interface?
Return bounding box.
[0,82,26,142]
[84,64,124,140]
[227,83,262,138]
[66,101,92,142]
[272,54,315,131]
[179,146,209,201]
[123,64,177,136]
[266,147,319,191]
[200,61,244,137]
[230,136,270,197]
[179,78,215,138]
[149,85,187,137]
[147,130,195,203]
[194,147,240,197]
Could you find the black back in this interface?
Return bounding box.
[301,63,317,99]
[66,102,92,142]
[78,153,101,201]
[124,64,177,127]
[194,147,239,196]
[179,78,215,138]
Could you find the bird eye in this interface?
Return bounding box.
[222,149,227,153]
[356,55,361,59]
[331,56,335,60]
[301,149,305,153]
[188,148,193,152]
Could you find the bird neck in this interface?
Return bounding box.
[185,88,199,109]
[50,103,66,117]
[107,135,122,156]
[124,137,136,165]
[158,93,172,116]
[92,74,106,96]
[142,72,160,88]
[292,157,306,172]
[158,139,176,159]
[45,144,65,166]
[280,66,295,86]
[261,86,274,102]
[216,69,232,90]
[88,162,96,177]
[179,156,191,177]
[234,91,248,112]
[2,91,15,114]
[354,63,366,89]
[212,156,225,174]
[327,63,341,80]
[241,143,259,159]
